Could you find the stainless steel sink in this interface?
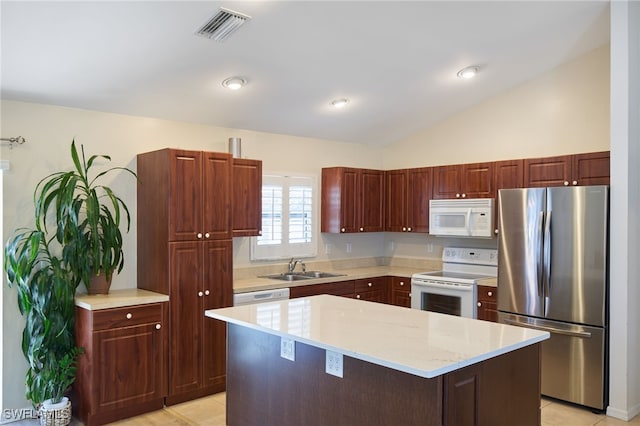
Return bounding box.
[260,271,346,281]
[299,271,346,278]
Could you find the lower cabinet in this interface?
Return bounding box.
[354,277,389,304]
[290,280,355,298]
[477,285,498,322]
[74,302,167,426]
[390,276,411,307]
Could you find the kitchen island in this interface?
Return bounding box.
[206,295,549,426]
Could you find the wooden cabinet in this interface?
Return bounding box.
[524,151,610,187]
[494,159,524,234]
[390,276,412,308]
[432,162,495,199]
[476,285,498,322]
[385,167,432,233]
[354,277,389,303]
[289,280,355,298]
[321,167,384,233]
[137,148,233,405]
[231,158,262,237]
[74,303,167,426]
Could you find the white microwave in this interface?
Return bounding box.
[429,198,494,238]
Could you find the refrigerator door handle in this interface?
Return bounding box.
[503,318,592,338]
[543,209,552,316]
[537,211,545,298]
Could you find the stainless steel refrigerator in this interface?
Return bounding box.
[497,186,608,410]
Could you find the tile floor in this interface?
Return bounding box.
[11,394,640,425]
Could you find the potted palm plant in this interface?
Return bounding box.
[35,139,136,294]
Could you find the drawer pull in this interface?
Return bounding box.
[126,313,132,319]
[400,281,404,286]
[356,295,361,299]
[477,302,482,307]
[368,282,372,287]
[155,324,161,330]
[487,291,493,297]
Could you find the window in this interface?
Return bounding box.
[250,174,316,260]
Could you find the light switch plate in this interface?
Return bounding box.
[326,350,343,378]
[280,337,295,361]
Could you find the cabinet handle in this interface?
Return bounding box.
[402,227,407,231]
[155,324,161,330]
[572,180,578,186]
[205,232,210,238]
[356,294,361,299]
[258,230,262,235]
[368,282,372,287]
[400,281,405,286]
[477,302,482,307]
[487,291,493,297]
[359,227,364,232]
[198,291,203,297]
[462,193,467,198]
[563,181,569,186]
[456,193,461,198]
[407,227,412,232]
[205,290,210,296]
[495,229,499,235]
[409,293,411,298]
[126,313,132,319]
[341,227,346,233]
[197,233,203,239]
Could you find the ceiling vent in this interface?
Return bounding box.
[195,7,251,42]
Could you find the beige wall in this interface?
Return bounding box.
[382,45,610,168]
[0,43,611,412]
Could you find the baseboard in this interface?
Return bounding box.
[606,402,640,421]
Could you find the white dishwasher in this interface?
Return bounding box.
[233,288,290,306]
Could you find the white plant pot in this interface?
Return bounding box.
[39,397,71,426]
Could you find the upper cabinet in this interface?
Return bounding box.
[231,158,262,237]
[138,149,231,243]
[385,167,433,233]
[524,151,610,187]
[321,167,384,233]
[432,162,495,199]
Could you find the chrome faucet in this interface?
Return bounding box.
[288,258,305,273]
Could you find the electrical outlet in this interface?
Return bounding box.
[280,337,295,361]
[325,350,343,378]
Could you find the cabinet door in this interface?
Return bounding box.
[203,152,232,240]
[432,165,462,199]
[477,286,498,323]
[390,277,411,308]
[359,169,385,232]
[202,239,233,388]
[407,167,433,233]
[94,322,164,411]
[168,242,202,396]
[339,168,359,233]
[169,150,202,241]
[494,160,524,191]
[354,277,389,304]
[572,151,610,186]
[385,170,408,232]
[232,159,263,237]
[462,162,495,198]
[524,155,571,187]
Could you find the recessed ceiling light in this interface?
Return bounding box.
[222,77,247,90]
[457,66,480,79]
[331,98,349,108]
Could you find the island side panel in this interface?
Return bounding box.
[225,324,443,426]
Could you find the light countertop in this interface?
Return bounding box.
[206,294,548,379]
[75,288,169,310]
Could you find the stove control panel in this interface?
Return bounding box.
[443,247,498,266]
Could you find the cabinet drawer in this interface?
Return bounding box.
[390,277,410,291]
[354,277,387,293]
[92,304,163,331]
[290,281,355,298]
[477,285,497,301]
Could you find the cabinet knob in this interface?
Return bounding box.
[477,302,482,307]
[341,227,346,233]
[359,227,364,232]
[197,233,203,239]
[368,282,372,287]
[205,232,210,238]
[198,291,203,297]
[456,193,461,198]
[126,313,132,319]
[409,293,411,298]
[461,193,467,198]
[563,181,569,186]
[402,227,407,231]
[205,290,210,296]
[407,227,412,232]
[400,281,405,286]
[494,229,499,234]
[258,230,262,235]
[356,294,361,299]
[155,324,161,330]
[572,180,578,186]
[487,291,493,297]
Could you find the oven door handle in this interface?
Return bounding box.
[412,281,474,292]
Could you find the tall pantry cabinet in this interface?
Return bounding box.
[137,149,233,405]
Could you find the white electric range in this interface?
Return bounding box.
[411,247,497,318]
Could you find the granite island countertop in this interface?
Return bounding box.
[206,294,548,379]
